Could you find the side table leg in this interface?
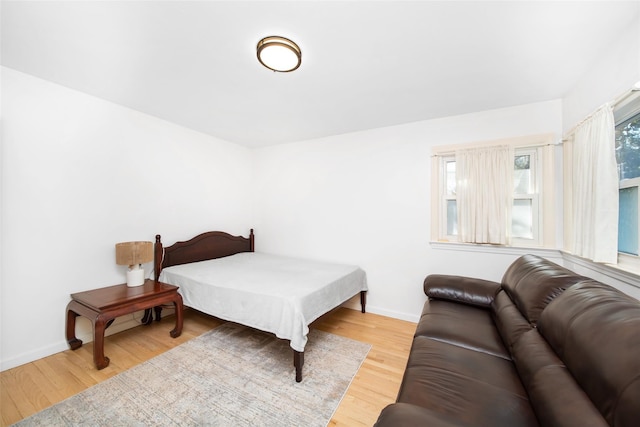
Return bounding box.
[93,316,110,369]
[66,303,83,350]
[170,294,183,338]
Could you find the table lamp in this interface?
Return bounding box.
[115,241,153,287]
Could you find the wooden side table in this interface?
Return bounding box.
[66,279,183,369]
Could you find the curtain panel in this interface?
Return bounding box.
[455,145,514,245]
[565,104,618,264]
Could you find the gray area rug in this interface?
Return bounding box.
[15,323,371,426]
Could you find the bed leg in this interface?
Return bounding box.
[141,309,153,325]
[293,350,304,382]
[360,291,367,313]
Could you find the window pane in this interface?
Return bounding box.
[446,200,457,235]
[512,199,533,239]
[514,154,531,194]
[619,186,639,255]
[616,113,640,181]
[446,160,456,196]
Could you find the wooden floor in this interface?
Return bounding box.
[1,307,415,426]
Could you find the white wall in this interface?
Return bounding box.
[0,68,254,370]
[563,11,640,132]
[252,100,564,321]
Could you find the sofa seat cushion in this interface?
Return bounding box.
[396,337,538,427]
[374,402,478,427]
[416,299,510,359]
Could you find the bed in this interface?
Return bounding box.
[153,229,368,382]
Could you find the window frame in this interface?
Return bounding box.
[618,177,640,255]
[431,133,556,248]
[439,155,457,240]
[512,147,540,245]
[614,90,640,271]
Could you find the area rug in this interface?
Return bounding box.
[15,323,371,426]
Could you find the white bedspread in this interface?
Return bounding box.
[158,252,368,352]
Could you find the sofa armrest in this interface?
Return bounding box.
[424,274,502,307]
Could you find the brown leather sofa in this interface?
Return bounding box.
[374,254,640,427]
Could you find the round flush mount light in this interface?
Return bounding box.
[257,36,301,72]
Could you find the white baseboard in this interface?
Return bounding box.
[364,305,420,323]
[76,314,143,343]
[340,299,419,323]
[340,293,420,323]
[0,308,175,372]
[0,340,70,372]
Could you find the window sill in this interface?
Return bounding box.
[430,241,562,259]
[430,242,640,293]
[561,251,640,290]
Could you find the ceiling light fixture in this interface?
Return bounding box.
[257,36,301,72]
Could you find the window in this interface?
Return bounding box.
[443,158,457,236]
[431,134,556,248]
[513,150,539,241]
[615,93,640,258]
[438,148,540,243]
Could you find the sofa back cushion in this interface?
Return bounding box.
[501,254,588,325]
[537,281,640,427]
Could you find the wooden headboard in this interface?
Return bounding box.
[154,229,254,281]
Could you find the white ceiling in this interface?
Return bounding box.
[2,1,639,147]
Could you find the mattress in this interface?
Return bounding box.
[158,252,368,351]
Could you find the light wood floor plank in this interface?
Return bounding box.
[0,307,414,426]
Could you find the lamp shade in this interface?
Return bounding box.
[257,36,301,72]
[115,241,153,267]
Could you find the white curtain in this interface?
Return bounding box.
[569,104,618,264]
[456,145,514,245]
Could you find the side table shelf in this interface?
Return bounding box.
[65,279,183,369]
